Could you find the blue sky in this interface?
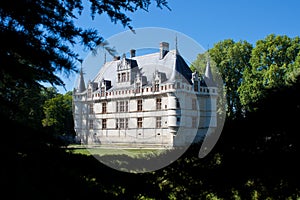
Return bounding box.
[55,0,300,93]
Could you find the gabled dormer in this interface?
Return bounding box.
[134,71,147,93]
[192,71,200,92]
[98,78,112,96]
[152,70,167,92]
[116,53,138,87]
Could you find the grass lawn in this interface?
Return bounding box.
[66,144,166,158]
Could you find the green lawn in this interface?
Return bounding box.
[66,145,166,158]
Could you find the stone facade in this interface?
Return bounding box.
[72,42,217,147]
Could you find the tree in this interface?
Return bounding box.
[209,39,253,119]
[238,34,300,111]
[192,40,252,119]
[0,0,169,124]
[42,91,75,144]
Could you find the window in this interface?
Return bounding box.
[89,104,94,114]
[192,117,197,128]
[102,119,107,129]
[125,101,128,112]
[116,118,128,129]
[136,83,141,93]
[137,117,143,128]
[156,117,162,128]
[116,119,118,129]
[154,80,159,92]
[89,119,93,129]
[121,72,126,82]
[192,99,197,110]
[127,72,130,81]
[137,99,143,111]
[118,73,121,82]
[101,87,105,95]
[177,117,181,123]
[116,101,128,112]
[156,98,162,110]
[87,88,92,98]
[125,118,128,129]
[102,102,107,113]
[176,98,180,109]
[120,101,125,112]
[120,118,125,129]
[194,80,198,92]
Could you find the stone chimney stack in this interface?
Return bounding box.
[159,42,169,59]
[130,49,136,58]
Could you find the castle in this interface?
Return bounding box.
[72,42,217,147]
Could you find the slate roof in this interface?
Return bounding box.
[93,49,194,89]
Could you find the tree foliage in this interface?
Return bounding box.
[192,34,300,116]
[239,34,300,111]
[0,0,169,123]
[210,39,253,119]
[42,91,75,141]
[192,40,253,119]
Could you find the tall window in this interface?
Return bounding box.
[176,98,180,109]
[87,88,92,98]
[116,119,118,129]
[102,119,107,129]
[192,117,197,128]
[101,87,105,95]
[116,118,128,129]
[154,80,159,92]
[156,98,162,110]
[192,99,197,110]
[125,101,128,112]
[116,101,128,112]
[136,83,141,93]
[89,119,93,129]
[89,104,94,114]
[194,80,198,92]
[137,99,143,111]
[118,73,121,82]
[120,101,125,112]
[102,102,107,113]
[137,117,143,128]
[120,118,125,129]
[121,72,126,82]
[125,118,128,129]
[156,117,162,128]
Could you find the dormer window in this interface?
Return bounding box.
[118,72,128,82]
[154,80,159,92]
[194,80,199,92]
[121,72,126,82]
[101,87,105,96]
[136,82,141,93]
[87,88,92,98]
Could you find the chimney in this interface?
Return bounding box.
[159,42,169,59]
[130,49,136,58]
[113,55,120,61]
